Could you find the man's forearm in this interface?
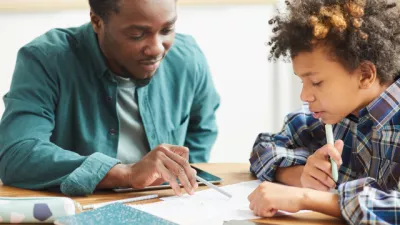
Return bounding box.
[97,164,130,189]
[275,166,304,187]
[301,188,341,218]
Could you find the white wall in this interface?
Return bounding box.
[0,5,302,163]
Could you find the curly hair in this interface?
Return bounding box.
[88,0,121,22]
[268,0,400,83]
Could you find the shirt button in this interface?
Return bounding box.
[109,128,118,135]
[106,96,112,102]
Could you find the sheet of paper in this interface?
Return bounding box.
[131,180,310,225]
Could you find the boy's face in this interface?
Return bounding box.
[292,46,365,124]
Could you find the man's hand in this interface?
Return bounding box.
[300,140,343,191]
[248,181,305,217]
[97,144,198,196]
[127,144,198,196]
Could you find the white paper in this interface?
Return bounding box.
[132,180,310,225]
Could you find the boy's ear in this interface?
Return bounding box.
[358,61,377,89]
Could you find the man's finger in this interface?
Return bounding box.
[151,178,166,186]
[161,146,197,192]
[157,163,181,196]
[162,156,194,195]
[162,144,190,160]
[178,170,194,195]
[191,168,199,189]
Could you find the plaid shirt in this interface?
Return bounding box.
[250,79,400,225]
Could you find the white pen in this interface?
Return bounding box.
[82,194,159,210]
[325,124,339,182]
[196,175,232,199]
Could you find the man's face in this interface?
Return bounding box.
[293,46,366,124]
[92,0,177,79]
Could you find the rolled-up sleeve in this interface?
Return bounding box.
[250,112,318,181]
[338,177,400,225]
[0,46,120,196]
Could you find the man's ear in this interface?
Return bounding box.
[358,61,377,89]
[90,11,103,34]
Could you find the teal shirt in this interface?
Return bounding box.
[0,23,220,196]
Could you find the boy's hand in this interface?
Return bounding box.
[300,140,343,191]
[248,181,305,217]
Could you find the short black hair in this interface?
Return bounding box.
[268,0,400,83]
[88,0,121,22]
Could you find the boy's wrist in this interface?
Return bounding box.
[299,187,341,217]
[299,188,313,210]
[276,165,304,187]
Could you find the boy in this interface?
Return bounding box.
[248,0,400,224]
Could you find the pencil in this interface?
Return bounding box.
[196,175,232,199]
[82,194,159,210]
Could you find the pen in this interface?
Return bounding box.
[325,124,339,182]
[82,194,159,210]
[196,175,232,199]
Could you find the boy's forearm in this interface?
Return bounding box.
[275,165,304,187]
[301,188,341,218]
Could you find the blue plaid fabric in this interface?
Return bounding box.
[250,79,400,225]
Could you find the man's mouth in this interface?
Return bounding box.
[139,60,161,72]
[140,60,160,65]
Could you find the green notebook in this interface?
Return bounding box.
[54,203,178,225]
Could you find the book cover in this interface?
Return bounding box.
[54,203,178,225]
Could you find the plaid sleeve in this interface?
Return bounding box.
[249,112,317,181]
[339,177,400,225]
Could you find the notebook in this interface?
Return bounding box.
[54,203,178,225]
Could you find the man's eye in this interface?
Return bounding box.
[129,33,144,41]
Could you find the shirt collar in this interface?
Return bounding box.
[82,23,108,77]
[359,78,400,130]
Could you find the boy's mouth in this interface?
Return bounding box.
[312,111,323,119]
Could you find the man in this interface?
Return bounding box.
[0,0,220,196]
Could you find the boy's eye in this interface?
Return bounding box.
[312,81,323,87]
[161,27,175,34]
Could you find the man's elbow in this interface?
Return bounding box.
[0,162,16,187]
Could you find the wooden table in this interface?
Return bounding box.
[0,163,345,225]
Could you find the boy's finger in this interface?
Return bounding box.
[326,145,342,166]
[334,140,344,155]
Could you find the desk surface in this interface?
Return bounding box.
[0,163,345,225]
